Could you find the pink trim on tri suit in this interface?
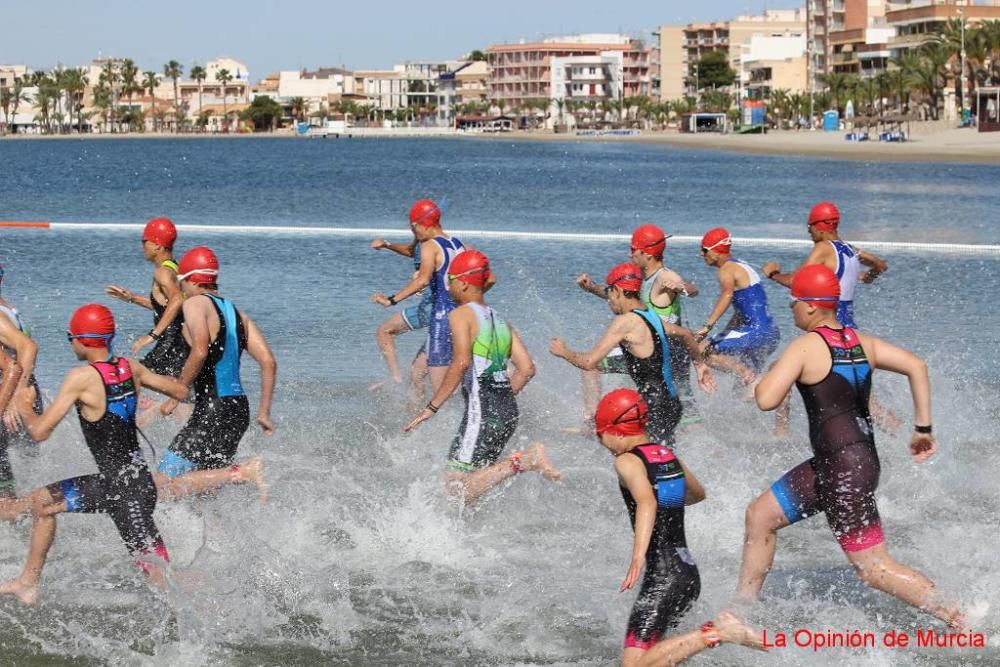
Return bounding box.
[813,325,859,349]
[93,357,131,383]
[625,629,661,650]
[839,523,885,553]
[134,542,171,573]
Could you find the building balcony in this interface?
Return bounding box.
[831,52,859,65]
[829,28,864,44]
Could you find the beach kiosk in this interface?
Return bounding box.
[977,88,1000,132]
[681,112,729,133]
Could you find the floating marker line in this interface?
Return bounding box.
[4,221,999,255]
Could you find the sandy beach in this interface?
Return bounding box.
[4,122,1000,164]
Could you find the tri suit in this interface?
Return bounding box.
[621,444,700,649]
[621,308,683,447]
[47,358,169,566]
[640,269,700,425]
[830,240,861,328]
[448,303,518,471]
[769,326,885,553]
[140,259,189,377]
[709,258,780,373]
[401,243,433,359]
[426,236,466,368]
[158,294,250,477]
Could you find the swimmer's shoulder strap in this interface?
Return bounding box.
[631,308,677,399]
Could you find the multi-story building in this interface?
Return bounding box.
[438,60,489,123]
[487,34,649,107]
[0,64,28,89]
[814,1,895,80]
[353,69,408,111]
[657,9,807,102]
[886,0,1000,55]
[739,33,809,99]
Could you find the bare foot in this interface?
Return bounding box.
[714,611,767,650]
[0,578,39,605]
[521,443,563,481]
[238,457,268,504]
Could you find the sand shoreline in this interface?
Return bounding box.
[3,126,999,164]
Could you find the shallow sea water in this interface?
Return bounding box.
[0,137,997,665]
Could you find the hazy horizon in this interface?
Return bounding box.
[2,0,797,80]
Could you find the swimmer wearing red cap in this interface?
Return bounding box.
[0,264,41,510]
[0,304,190,605]
[153,246,272,503]
[404,250,561,506]
[577,225,703,428]
[761,201,888,330]
[106,218,189,377]
[591,388,706,663]
[369,230,432,408]
[736,265,964,628]
[761,202,898,431]
[372,199,481,395]
[552,264,715,447]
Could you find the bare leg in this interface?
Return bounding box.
[0,494,32,522]
[406,350,429,414]
[846,543,963,626]
[154,456,267,503]
[736,490,790,602]
[428,366,448,394]
[0,487,65,605]
[581,368,602,425]
[375,313,409,385]
[704,352,756,386]
[447,443,562,507]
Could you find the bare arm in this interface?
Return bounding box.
[129,360,189,401]
[865,334,935,462]
[244,314,277,433]
[133,266,185,354]
[576,273,607,300]
[0,316,37,390]
[16,368,90,442]
[616,453,656,591]
[764,243,831,289]
[177,297,211,389]
[697,267,736,336]
[377,239,436,305]
[403,307,474,432]
[755,338,808,410]
[105,285,153,310]
[857,247,888,283]
[507,328,535,395]
[0,354,22,416]
[678,458,706,505]
[549,315,632,370]
[371,238,416,257]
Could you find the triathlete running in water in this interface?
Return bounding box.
[737,265,964,627]
[156,246,273,501]
[552,264,715,448]
[404,250,561,506]
[0,263,41,512]
[373,199,477,393]
[0,304,189,605]
[106,218,189,377]
[592,388,704,665]
[370,231,432,407]
[761,201,899,432]
[576,225,701,427]
[761,201,888,330]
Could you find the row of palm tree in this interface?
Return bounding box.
[1,60,237,134]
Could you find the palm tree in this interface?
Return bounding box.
[1,80,31,134]
[119,59,140,132]
[819,72,856,115]
[216,68,233,132]
[163,60,183,132]
[98,60,119,132]
[906,44,949,120]
[769,88,790,128]
[981,20,1000,84]
[190,64,206,120]
[60,68,88,132]
[289,96,306,122]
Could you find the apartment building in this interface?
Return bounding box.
[487,34,649,107]
[657,9,807,102]
[438,60,488,122]
[739,33,809,99]
[886,0,1000,54]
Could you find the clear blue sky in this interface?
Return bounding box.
[1,0,794,79]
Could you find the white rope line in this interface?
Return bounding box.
[20,222,1000,255]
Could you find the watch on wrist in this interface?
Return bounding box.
[387,294,398,306]
[148,329,162,341]
[914,424,932,434]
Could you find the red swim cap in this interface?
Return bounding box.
[68,304,115,348]
[177,246,219,284]
[605,263,643,293]
[409,199,442,228]
[701,228,732,254]
[791,264,840,309]
[808,201,840,232]
[143,217,177,249]
[631,224,667,258]
[448,249,491,287]
[595,388,649,436]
